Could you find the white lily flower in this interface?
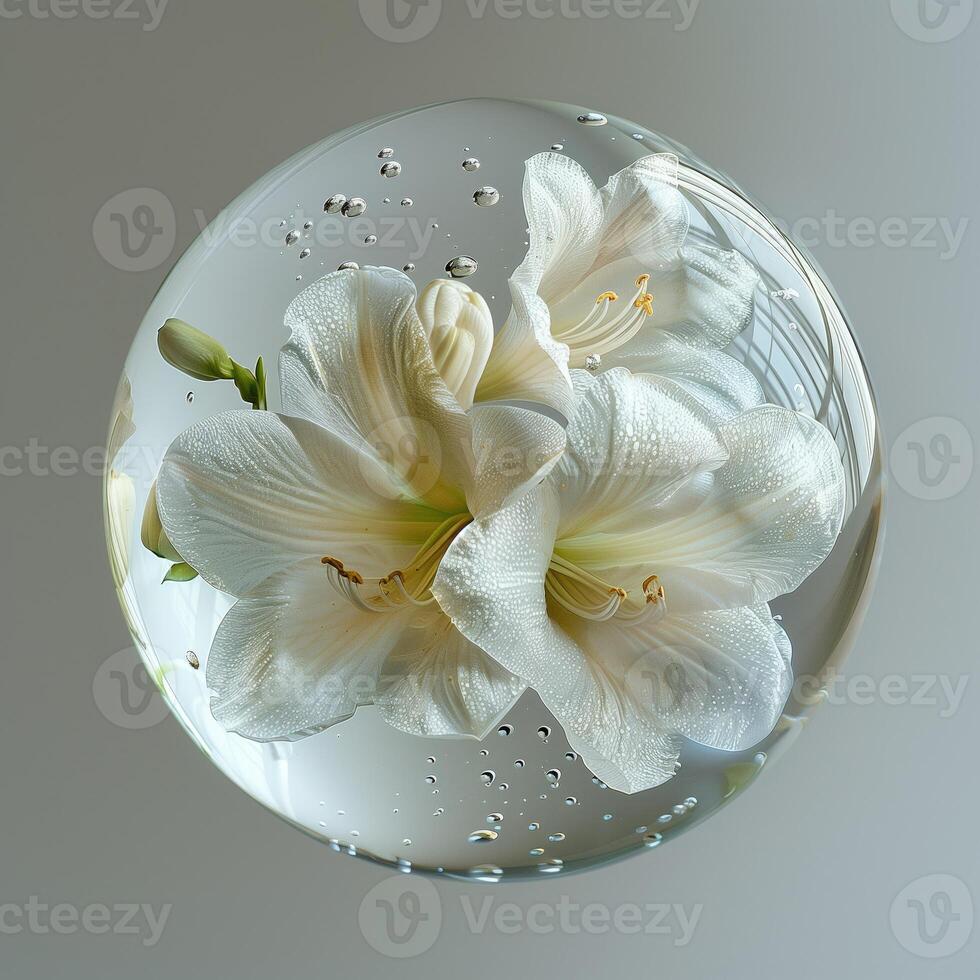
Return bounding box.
[155,267,566,742]
[479,153,764,419]
[434,369,845,794]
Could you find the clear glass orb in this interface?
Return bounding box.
[104,99,883,880]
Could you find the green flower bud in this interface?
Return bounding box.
[158,319,235,382]
[140,481,182,563]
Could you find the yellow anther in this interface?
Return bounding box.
[635,274,651,288]
[321,556,364,584]
[642,574,665,604]
[634,293,654,317]
[595,291,618,304]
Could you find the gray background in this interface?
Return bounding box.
[1,0,977,976]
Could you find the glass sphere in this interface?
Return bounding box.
[104,98,883,880]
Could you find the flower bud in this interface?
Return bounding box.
[158,319,235,382]
[417,280,493,410]
[140,481,182,563]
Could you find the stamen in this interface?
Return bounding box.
[321,514,471,614]
[558,272,656,366]
[321,556,364,584]
[546,554,667,626]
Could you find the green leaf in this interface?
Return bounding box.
[163,562,199,583]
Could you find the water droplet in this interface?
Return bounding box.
[514,759,525,768]
[684,797,699,808]
[635,826,648,835]
[285,230,300,246]
[497,724,513,736]
[644,833,663,848]
[378,147,394,159]
[547,833,565,843]
[380,161,402,179]
[529,847,544,856]
[577,111,607,126]
[185,391,194,404]
[479,749,489,757]
[338,261,359,271]
[672,804,686,815]
[537,726,551,740]
[364,234,378,245]
[585,353,602,374]
[403,263,416,272]
[462,157,480,172]
[480,770,495,785]
[446,255,478,278]
[299,248,311,259]
[426,756,435,764]
[564,751,578,761]
[487,812,503,824]
[538,859,564,872]
[323,194,346,213]
[342,198,366,218]
[401,197,414,207]
[382,198,391,204]
[434,807,444,816]
[528,822,540,831]
[658,814,672,825]
[545,770,561,785]
[402,838,412,846]
[303,220,314,231]
[564,797,577,806]
[425,775,436,784]
[468,830,498,843]
[185,650,199,669]
[631,133,645,141]
[550,143,564,151]
[602,813,613,821]
[473,186,500,207]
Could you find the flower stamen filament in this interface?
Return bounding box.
[558,273,656,368]
[322,513,472,613]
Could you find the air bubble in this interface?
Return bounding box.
[342,198,366,218]
[380,162,402,179]
[462,157,480,172]
[446,255,478,278]
[577,112,607,126]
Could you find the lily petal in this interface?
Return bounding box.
[157,410,438,598]
[554,369,728,541]
[476,280,575,418]
[467,401,567,517]
[377,619,526,739]
[433,485,680,794]
[609,334,765,419]
[206,559,412,740]
[617,603,793,751]
[560,405,846,613]
[590,153,689,274]
[280,267,472,511]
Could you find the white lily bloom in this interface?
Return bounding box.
[155,267,566,742]
[434,369,845,794]
[478,153,764,419]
